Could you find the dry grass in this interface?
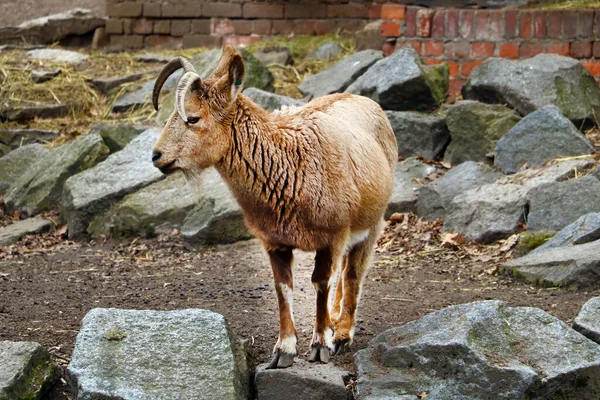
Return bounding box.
[522,0,600,9]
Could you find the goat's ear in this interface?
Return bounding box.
[212,45,237,78]
[228,53,245,99]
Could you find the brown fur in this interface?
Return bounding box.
[152,45,398,366]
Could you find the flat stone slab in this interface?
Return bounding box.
[26,48,88,63]
[2,103,72,123]
[67,308,248,400]
[0,217,53,246]
[574,297,600,345]
[255,359,348,400]
[0,341,60,400]
[532,213,600,254]
[386,158,436,217]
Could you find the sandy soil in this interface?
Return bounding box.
[0,0,105,28]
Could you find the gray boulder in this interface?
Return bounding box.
[346,46,448,111]
[61,128,164,239]
[243,88,304,112]
[136,53,170,63]
[443,100,521,165]
[0,217,53,246]
[462,53,600,124]
[443,183,528,243]
[417,162,502,221]
[5,133,109,217]
[385,111,449,160]
[255,359,348,400]
[87,172,196,238]
[253,46,291,67]
[533,213,600,254]
[386,158,436,217]
[355,300,600,399]
[2,103,72,123]
[527,175,600,231]
[112,79,154,113]
[89,123,143,153]
[181,169,251,245]
[66,308,249,400]
[89,73,145,94]
[573,297,600,344]
[0,341,60,400]
[0,144,50,197]
[307,43,342,60]
[31,68,61,83]
[26,48,88,63]
[501,240,600,288]
[495,106,595,174]
[0,129,57,150]
[299,50,382,100]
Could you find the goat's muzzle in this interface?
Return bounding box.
[152,151,177,175]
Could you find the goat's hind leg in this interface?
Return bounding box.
[266,246,297,369]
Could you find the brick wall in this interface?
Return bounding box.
[105,1,600,93]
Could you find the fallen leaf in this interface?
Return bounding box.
[418,392,428,399]
[440,232,465,248]
[10,210,20,221]
[388,213,406,224]
[499,234,519,252]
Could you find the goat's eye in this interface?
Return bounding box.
[187,116,200,125]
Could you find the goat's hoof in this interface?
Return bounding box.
[333,338,350,355]
[308,343,331,363]
[265,349,295,369]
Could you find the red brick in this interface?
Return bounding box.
[579,10,594,38]
[405,7,417,37]
[183,34,221,49]
[499,42,519,58]
[143,3,161,18]
[122,19,132,35]
[381,21,401,37]
[596,10,600,39]
[162,3,202,18]
[144,35,182,50]
[445,41,470,58]
[533,11,546,39]
[570,41,593,58]
[253,20,272,35]
[397,39,421,53]
[381,4,406,20]
[424,59,444,66]
[203,3,242,18]
[212,19,234,36]
[105,19,123,34]
[505,9,517,39]
[474,10,489,40]
[459,9,474,39]
[154,20,171,35]
[107,2,142,18]
[594,42,600,58]
[271,20,292,35]
[581,60,600,76]
[449,78,466,94]
[416,8,434,38]
[327,4,369,19]
[519,11,532,39]
[191,20,211,34]
[423,40,444,56]
[110,34,143,49]
[461,60,483,76]
[293,20,316,35]
[223,35,261,46]
[446,9,459,39]
[132,18,152,35]
[545,41,570,56]
[447,61,459,77]
[563,11,578,39]
[471,41,495,58]
[285,4,326,19]
[315,20,336,35]
[548,11,563,39]
[520,42,543,58]
[231,20,252,35]
[488,10,504,40]
[431,10,445,38]
[171,20,191,36]
[382,40,396,56]
[244,4,284,19]
[368,5,382,19]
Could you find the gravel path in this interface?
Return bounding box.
[0,0,105,28]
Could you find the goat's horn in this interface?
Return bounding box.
[152,57,197,111]
[175,71,201,122]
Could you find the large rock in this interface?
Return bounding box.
[5,133,109,217]
[386,158,436,217]
[307,43,342,60]
[574,297,600,344]
[298,50,382,100]
[243,88,304,112]
[89,73,145,94]
[417,162,502,221]
[26,48,88,63]
[0,144,50,197]
[462,53,600,124]
[87,172,196,238]
[533,213,600,254]
[501,240,600,288]
[1,103,72,123]
[0,129,57,151]
[443,100,521,165]
[181,169,251,245]
[0,341,60,400]
[443,183,528,243]
[66,308,249,400]
[61,128,164,239]
[345,46,448,111]
[89,123,143,153]
[385,111,449,160]
[527,175,600,231]
[255,359,348,400]
[253,46,291,67]
[495,106,595,174]
[355,300,600,399]
[0,217,53,246]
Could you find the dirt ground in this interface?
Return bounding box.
[0,0,105,28]
[1,214,598,399]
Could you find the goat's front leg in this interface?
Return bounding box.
[308,245,343,363]
[266,246,297,369]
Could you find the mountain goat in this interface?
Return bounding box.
[152,46,397,368]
